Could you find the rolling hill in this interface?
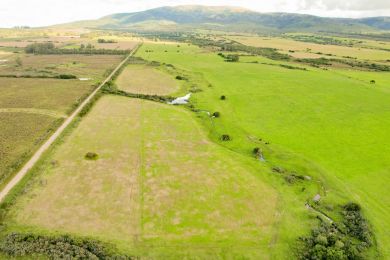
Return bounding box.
[58,5,390,33]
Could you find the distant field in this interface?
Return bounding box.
[4,96,283,258]
[116,65,180,95]
[0,54,122,80]
[229,35,390,61]
[138,42,390,257]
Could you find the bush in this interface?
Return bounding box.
[175,75,187,80]
[221,134,231,141]
[220,95,226,100]
[0,233,134,259]
[297,202,373,259]
[85,152,99,160]
[225,54,240,62]
[56,74,77,79]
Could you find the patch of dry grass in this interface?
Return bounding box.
[116,65,179,95]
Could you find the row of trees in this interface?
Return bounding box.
[25,43,129,55]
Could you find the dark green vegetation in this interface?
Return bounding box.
[298,203,373,259]
[1,233,133,259]
[25,42,129,55]
[66,6,390,33]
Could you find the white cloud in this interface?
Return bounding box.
[0,0,389,28]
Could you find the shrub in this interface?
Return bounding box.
[221,134,231,141]
[370,80,376,84]
[297,202,373,259]
[0,233,134,259]
[175,75,187,80]
[85,152,98,160]
[56,74,77,79]
[225,54,240,62]
[220,95,226,100]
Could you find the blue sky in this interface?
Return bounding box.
[1,0,389,28]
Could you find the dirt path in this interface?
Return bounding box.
[0,44,141,202]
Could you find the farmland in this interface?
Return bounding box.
[0,7,389,258]
[116,64,180,95]
[0,52,125,188]
[138,42,390,258]
[2,96,291,258]
[229,35,390,61]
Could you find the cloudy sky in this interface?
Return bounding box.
[1,0,390,28]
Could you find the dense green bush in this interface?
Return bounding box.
[98,39,117,43]
[221,134,231,141]
[56,74,77,79]
[0,233,134,259]
[298,202,373,259]
[85,152,99,160]
[212,112,220,118]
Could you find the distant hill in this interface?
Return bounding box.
[58,5,390,33]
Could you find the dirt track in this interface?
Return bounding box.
[0,44,141,202]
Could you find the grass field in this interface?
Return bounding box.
[116,64,180,95]
[138,42,390,258]
[0,53,123,187]
[0,113,59,184]
[229,35,390,61]
[0,54,122,80]
[1,95,312,258]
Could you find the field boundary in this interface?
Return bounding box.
[0,43,141,202]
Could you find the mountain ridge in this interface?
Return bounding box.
[56,5,390,33]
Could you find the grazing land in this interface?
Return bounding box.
[116,64,180,95]
[230,35,390,61]
[0,7,389,258]
[3,96,283,258]
[138,42,390,258]
[0,54,122,80]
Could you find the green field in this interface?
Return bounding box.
[1,95,311,258]
[138,42,390,258]
[0,30,389,259]
[229,35,390,61]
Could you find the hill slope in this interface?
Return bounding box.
[61,5,390,33]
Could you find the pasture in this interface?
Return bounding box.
[3,96,295,258]
[138,42,390,257]
[0,52,124,187]
[116,64,180,95]
[229,35,390,61]
[0,54,122,80]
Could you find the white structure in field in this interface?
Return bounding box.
[169,93,191,105]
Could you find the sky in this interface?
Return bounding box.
[1,0,390,28]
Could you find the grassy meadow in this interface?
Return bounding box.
[138,42,390,258]
[116,64,179,95]
[0,29,389,259]
[1,95,312,258]
[229,35,390,61]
